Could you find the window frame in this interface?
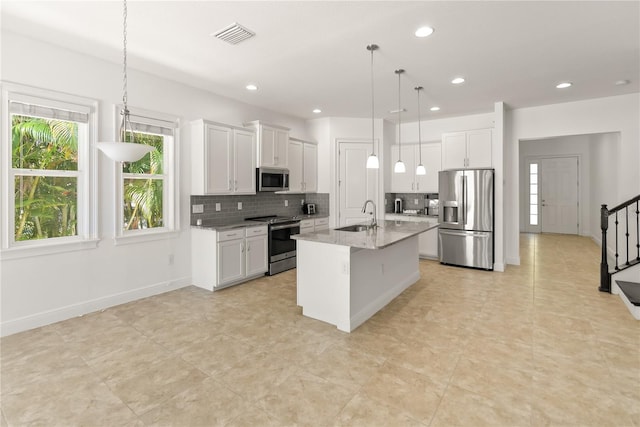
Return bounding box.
[112,106,179,245]
[0,82,99,260]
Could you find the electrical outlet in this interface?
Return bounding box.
[192,204,204,214]
[284,200,289,207]
[414,198,419,205]
[301,199,305,205]
[215,203,221,212]
[237,202,242,210]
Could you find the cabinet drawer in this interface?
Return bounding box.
[314,217,328,227]
[245,225,268,237]
[300,219,315,228]
[217,229,245,242]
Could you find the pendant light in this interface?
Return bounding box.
[415,86,426,175]
[365,44,379,169]
[393,69,406,174]
[97,0,154,163]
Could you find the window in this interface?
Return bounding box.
[1,85,98,256]
[529,162,538,226]
[114,109,178,243]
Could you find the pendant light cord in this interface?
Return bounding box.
[417,87,422,162]
[122,0,128,110]
[370,46,375,155]
[120,0,133,144]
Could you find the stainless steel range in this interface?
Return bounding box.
[246,215,300,275]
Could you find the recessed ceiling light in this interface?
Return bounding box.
[430,106,440,111]
[415,26,434,38]
[246,84,258,91]
[615,79,630,86]
[556,82,572,89]
[312,108,322,114]
[451,77,465,85]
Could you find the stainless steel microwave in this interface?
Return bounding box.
[257,167,289,192]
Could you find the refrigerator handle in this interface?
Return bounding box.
[462,175,467,225]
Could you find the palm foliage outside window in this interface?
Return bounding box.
[11,111,85,242]
[121,130,165,231]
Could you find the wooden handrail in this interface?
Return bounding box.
[608,194,640,214]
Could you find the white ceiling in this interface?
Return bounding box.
[2,1,639,123]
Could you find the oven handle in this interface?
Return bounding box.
[270,222,301,231]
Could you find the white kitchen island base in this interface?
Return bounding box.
[296,235,420,332]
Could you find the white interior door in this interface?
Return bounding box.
[338,142,378,226]
[540,157,579,234]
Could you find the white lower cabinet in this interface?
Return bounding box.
[192,225,268,291]
[385,214,438,259]
[299,217,329,234]
[314,217,329,230]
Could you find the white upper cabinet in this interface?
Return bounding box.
[390,143,441,193]
[442,128,492,170]
[245,121,290,168]
[191,119,256,195]
[288,138,318,193]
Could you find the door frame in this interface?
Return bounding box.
[523,154,580,234]
[335,139,380,227]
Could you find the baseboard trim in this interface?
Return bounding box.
[506,256,520,266]
[1,276,192,337]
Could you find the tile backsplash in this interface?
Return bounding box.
[190,192,329,225]
[385,192,438,213]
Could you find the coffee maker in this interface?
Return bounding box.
[394,198,403,214]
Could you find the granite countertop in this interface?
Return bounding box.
[385,212,439,219]
[291,219,439,250]
[191,214,329,231]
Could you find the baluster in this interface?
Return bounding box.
[615,211,619,270]
[625,206,630,265]
[600,204,610,292]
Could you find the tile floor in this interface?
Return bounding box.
[1,233,639,426]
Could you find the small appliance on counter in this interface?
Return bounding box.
[394,198,403,214]
[302,203,316,215]
[426,197,439,216]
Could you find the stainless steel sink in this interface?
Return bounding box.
[336,224,372,232]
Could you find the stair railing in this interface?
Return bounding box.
[600,194,640,292]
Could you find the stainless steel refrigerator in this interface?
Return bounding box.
[438,168,494,270]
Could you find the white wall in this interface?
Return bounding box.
[0,31,308,336]
[506,94,640,265]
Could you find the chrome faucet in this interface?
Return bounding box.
[361,199,377,228]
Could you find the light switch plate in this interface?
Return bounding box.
[237,202,242,210]
[284,200,289,207]
[192,204,204,214]
[215,203,221,212]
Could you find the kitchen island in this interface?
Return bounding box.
[292,219,438,332]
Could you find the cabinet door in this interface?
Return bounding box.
[217,239,245,286]
[245,235,268,277]
[233,129,256,194]
[303,143,318,192]
[442,132,467,170]
[466,128,492,168]
[288,140,304,192]
[260,126,276,167]
[390,144,416,192]
[418,228,438,259]
[205,124,233,194]
[274,130,289,167]
[415,143,441,193]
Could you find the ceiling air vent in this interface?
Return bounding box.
[212,23,255,45]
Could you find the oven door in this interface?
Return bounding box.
[269,222,299,262]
